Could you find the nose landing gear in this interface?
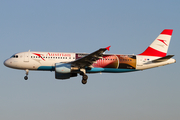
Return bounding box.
[24,69,29,80]
[24,76,28,80]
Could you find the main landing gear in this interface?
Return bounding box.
[80,69,88,84]
[82,74,88,84]
[24,69,29,80]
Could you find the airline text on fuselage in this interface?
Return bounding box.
[46,53,72,57]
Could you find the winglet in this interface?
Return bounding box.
[106,46,111,51]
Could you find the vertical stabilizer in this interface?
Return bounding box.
[139,29,173,57]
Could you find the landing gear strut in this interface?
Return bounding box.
[80,69,88,84]
[24,69,29,80]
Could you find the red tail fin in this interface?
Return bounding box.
[139,29,173,57]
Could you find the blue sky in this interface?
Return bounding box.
[0,0,180,120]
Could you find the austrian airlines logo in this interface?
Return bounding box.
[157,39,168,46]
[33,53,45,61]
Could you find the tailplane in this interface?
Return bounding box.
[139,29,173,57]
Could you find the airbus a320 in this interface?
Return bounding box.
[4,29,176,84]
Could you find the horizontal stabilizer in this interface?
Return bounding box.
[152,55,174,63]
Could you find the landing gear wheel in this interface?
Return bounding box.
[82,75,88,84]
[82,79,87,84]
[24,76,28,80]
[83,75,88,80]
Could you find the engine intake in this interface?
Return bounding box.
[55,63,79,73]
[55,63,78,79]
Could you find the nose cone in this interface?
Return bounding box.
[4,59,8,67]
[4,59,11,67]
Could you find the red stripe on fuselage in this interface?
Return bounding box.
[33,53,45,61]
[139,47,166,57]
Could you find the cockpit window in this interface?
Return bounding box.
[11,55,18,58]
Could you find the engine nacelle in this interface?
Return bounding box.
[55,63,78,79]
[55,72,71,79]
[55,63,71,73]
[55,72,78,79]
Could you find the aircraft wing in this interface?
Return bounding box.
[71,46,111,68]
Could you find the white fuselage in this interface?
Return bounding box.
[4,51,76,70]
[4,51,176,72]
[136,55,176,70]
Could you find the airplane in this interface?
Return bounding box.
[4,29,176,84]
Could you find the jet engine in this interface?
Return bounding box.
[55,63,78,79]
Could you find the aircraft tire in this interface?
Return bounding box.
[83,75,88,80]
[24,76,28,80]
[82,75,88,84]
[82,79,87,84]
